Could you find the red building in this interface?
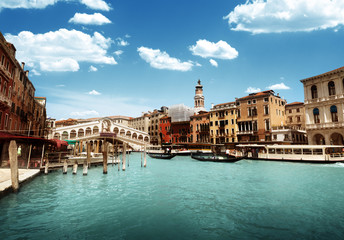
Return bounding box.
[171,121,191,145]
[159,116,171,144]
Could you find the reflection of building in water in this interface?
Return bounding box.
[301,66,344,145]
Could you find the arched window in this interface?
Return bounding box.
[313,108,320,124]
[311,85,318,99]
[328,81,335,96]
[330,105,338,122]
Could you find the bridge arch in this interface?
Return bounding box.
[126,131,131,138]
[93,126,99,134]
[54,133,60,140]
[78,128,85,137]
[132,133,137,139]
[120,129,125,136]
[86,127,92,136]
[144,136,149,142]
[62,131,69,140]
[70,130,77,138]
[113,127,119,134]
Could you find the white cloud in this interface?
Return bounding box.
[114,50,123,56]
[71,110,100,117]
[189,39,238,60]
[246,87,261,93]
[80,0,111,11]
[209,59,218,67]
[89,66,98,72]
[116,38,129,47]
[88,90,101,95]
[225,0,344,34]
[0,0,58,10]
[56,84,65,87]
[40,58,80,72]
[5,29,117,72]
[69,13,111,25]
[31,69,41,76]
[267,83,290,90]
[137,46,194,72]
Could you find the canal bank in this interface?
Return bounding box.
[0,169,40,198]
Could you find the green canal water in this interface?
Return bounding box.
[1,153,344,239]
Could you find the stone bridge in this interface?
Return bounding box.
[53,117,150,151]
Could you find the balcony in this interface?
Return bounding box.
[306,121,344,130]
[0,64,12,79]
[305,94,344,104]
[236,130,253,135]
[0,94,12,108]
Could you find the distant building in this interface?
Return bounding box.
[190,111,210,144]
[235,90,286,143]
[285,102,306,130]
[148,107,168,145]
[159,116,171,144]
[300,66,344,145]
[194,79,206,113]
[171,121,191,145]
[209,102,238,146]
[128,113,150,133]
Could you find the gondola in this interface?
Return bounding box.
[147,152,177,159]
[191,153,245,163]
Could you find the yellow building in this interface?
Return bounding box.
[209,102,238,146]
[236,90,286,143]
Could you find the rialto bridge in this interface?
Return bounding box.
[52,117,150,152]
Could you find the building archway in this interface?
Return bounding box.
[93,126,99,135]
[132,133,138,139]
[54,133,60,140]
[70,130,76,138]
[120,129,125,136]
[86,127,92,136]
[113,127,119,134]
[330,133,344,145]
[313,134,325,145]
[78,128,84,137]
[62,131,68,140]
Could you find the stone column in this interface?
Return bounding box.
[9,140,19,192]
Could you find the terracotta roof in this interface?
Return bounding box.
[300,66,344,82]
[286,102,304,106]
[214,101,235,107]
[237,90,275,100]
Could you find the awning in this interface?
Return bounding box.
[65,139,78,145]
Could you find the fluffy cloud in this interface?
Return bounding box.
[137,46,194,71]
[116,38,129,47]
[5,29,117,72]
[114,50,123,56]
[69,13,111,25]
[209,59,218,67]
[88,90,101,95]
[81,0,111,11]
[0,0,57,10]
[89,66,98,72]
[70,110,100,117]
[189,39,238,60]
[225,0,344,34]
[246,87,261,93]
[267,83,290,90]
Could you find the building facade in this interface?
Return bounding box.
[190,112,210,144]
[0,32,46,137]
[301,66,344,145]
[159,116,171,144]
[235,90,286,143]
[285,102,306,130]
[209,102,238,145]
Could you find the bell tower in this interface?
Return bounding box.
[194,79,205,112]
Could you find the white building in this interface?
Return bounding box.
[300,66,344,145]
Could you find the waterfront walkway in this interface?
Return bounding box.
[0,168,40,193]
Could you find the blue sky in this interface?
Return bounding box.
[1,0,344,119]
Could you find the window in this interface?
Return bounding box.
[289,117,293,123]
[296,108,300,113]
[311,85,318,99]
[313,108,320,123]
[264,105,269,115]
[330,105,338,122]
[264,97,269,102]
[289,109,292,113]
[248,100,251,105]
[265,119,270,131]
[231,128,234,134]
[4,114,8,129]
[1,55,4,65]
[328,81,336,96]
[252,99,256,104]
[296,116,301,122]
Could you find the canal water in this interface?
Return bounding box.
[1,153,344,239]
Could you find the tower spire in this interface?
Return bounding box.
[194,79,205,113]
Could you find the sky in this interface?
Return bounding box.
[1,0,344,120]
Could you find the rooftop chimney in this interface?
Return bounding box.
[21,62,25,70]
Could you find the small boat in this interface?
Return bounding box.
[147,153,176,159]
[191,153,244,163]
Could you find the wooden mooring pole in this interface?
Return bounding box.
[103,141,108,174]
[73,161,78,174]
[122,143,126,171]
[84,142,90,176]
[63,159,68,174]
[144,144,147,167]
[9,140,19,192]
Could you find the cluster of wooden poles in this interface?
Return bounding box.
[44,141,147,175]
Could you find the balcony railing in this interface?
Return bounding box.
[236,130,253,135]
[306,122,344,130]
[0,94,12,108]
